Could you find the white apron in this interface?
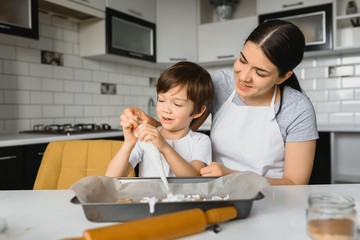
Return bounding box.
[210,86,285,178]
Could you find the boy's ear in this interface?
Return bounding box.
[192,105,206,119]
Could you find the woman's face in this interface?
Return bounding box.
[156,85,196,136]
[233,41,289,105]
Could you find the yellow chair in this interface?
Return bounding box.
[33,139,134,190]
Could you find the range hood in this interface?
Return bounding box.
[38,0,104,21]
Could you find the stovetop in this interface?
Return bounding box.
[19,123,121,135]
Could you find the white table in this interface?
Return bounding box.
[0,185,359,240]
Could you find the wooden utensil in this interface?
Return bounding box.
[63,206,237,240]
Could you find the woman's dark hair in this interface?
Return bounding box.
[245,19,305,117]
[157,61,215,119]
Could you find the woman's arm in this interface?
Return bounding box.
[268,140,316,185]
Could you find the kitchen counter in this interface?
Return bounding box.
[0,131,124,147]
[0,184,359,240]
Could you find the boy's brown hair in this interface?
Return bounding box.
[156,61,215,118]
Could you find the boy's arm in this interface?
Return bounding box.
[105,141,135,177]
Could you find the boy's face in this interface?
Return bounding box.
[156,85,195,134]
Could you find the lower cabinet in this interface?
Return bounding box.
[0,146,24,190]
[0,135,124,190]
[309,132,331,184]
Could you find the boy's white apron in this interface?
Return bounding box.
[211,86,285,178]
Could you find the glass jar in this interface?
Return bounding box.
[306,193,357,240]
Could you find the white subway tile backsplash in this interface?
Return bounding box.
[355,65,360,75]
[17,76,41,90]
[29,37,53,51]
[116,84,131,95]
[315,113,329,125]
[299,79,314,90]
[0,105,17,119]
[75,94,92,105]
[18,105,42,118]
[316,57,341,67]
[53,40,73,55]
[84,106,101,117]
[304,67,328,79]
[100,61,116,72]
[43,105,64,117]
[108,95,123,106]
[92,71,108,82]
[30,91,53,104]
[116,64,131,74]
[4,90,30,104]
[63,29,79,43]
[109,73,123,84]
[306,90,328,102]
[65,106,83,117]
[54,92,74,105]
[16,47,40,63]
[52,16,74,30]
[40,23,63,40]
[83,82,99,93]
[0,75,17,89]
[92,94,109,105]
[342,55,360,65]
[64,80,82,93]
[315,78,341,90]
[316,101,341,113]
[42,78,63,92]
[29,63,52,78]
[329,89,354,101]
[0,90,3,104]
[341,100,360,112]
[74,69,91,81]
[328,112,354,125]
[101,106,117,117]
[54,66,73,80]
[0,45,16,59]
[63,55,82,68]
[4,60,29,75]
[82,59,100,70]
[342,77,360,88]
[5,119,31,133]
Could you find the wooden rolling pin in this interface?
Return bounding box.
[64,206,237,240]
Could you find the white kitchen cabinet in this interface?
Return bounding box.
[156,0,198,63]
[256,0,331,15]
[331,132,360,183]
[39,0,105,19]
[106,0,156,23]
[333,0,360,50]
[198,16,257,64]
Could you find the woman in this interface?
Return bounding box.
[121,20,319,185]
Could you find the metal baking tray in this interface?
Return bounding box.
[71,177,264,222]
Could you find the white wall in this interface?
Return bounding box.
[0,13,161,134]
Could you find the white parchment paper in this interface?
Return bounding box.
[71,171,270,203]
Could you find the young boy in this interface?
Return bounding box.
[105,61,215,177]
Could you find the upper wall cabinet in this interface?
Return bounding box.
[0,0,38,40]
[198,16,257,64]
[333,0,360,50]
[256,0,331,15]
[39,0,105,20]
[198,0,257,64]
[106,0,156,23]
[156,0,198,63]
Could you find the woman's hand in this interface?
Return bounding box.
[200,162,236,176]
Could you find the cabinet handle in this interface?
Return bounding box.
[37,152,44,156]
[282,2,303,8]
[128,9,143,17]
[217,55,234,59]
[0,155,17,161]
[129,52,144,58]
[79,0,90,2]
[169,58,188,61]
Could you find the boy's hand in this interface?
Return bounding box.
[136,123,167,151]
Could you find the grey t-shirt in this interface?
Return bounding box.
[211,70,319,143]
